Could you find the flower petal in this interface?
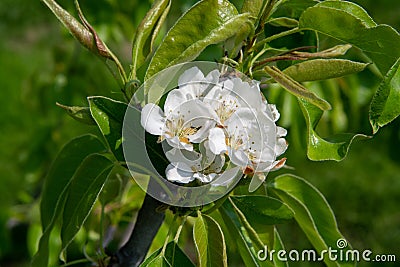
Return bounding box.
[211,166,242,187]
[208,128,227,154]
[165,147,202,170]
[275,138,288,157]
[165,163,195,183]
[193,172,216,183]
[230,78,263,109]
[229,148,249,167]
[166,136,193,151]
[178,66,205,86]
[141,103,165,135]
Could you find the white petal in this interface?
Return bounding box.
[165,147,202,170]
[277,126,287,137]
[208,154,225,173]
[208,128,227,154]
[165,163,195,183]
[205,69,220,83]
[230,78,263,109]
[256,145,276,164]
[166,136,193,151]
[229,149,249,167]
[199,141,226,172]
[141,103,165,135]
[164,89,187,115]
[275,138,288,157]
[268,104,280,122]
[189,118,216,143]
[178,67,205,86]
[211,166,242,187]
[194,172,216,183]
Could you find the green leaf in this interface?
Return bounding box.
[314,0,376,27]
[241,0,263,18]
[299,0,400,75]
[219,201,274,267]
[32,135,106,267]
[56,102,96,125]
[265,66,332,110]
[223,0,260,57]
[270,0,317,20]
[230,195,294,225]
[140,241,195,267]
[61,154,113,251]
[194,213,227,267]
[99,166,123,205]
[267,17,299,28]
[145,0,251,79]
[131,0,171,76]
[272,229,288,267]
[268,174,355,267]
[298,99,368,161]
[283,59,368,82]
[88,96,127,162]
[369,57,400,133]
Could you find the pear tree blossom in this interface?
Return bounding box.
[140,67,288,189]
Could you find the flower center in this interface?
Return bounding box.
[215,99,238,123]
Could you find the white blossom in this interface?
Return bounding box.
[140,66,288,188]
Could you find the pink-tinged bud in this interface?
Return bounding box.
[42,0,111,59]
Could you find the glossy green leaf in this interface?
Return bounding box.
[140,241,195,267]
[224,0,260,57]
[194,213,227,267]
[230,195,294,225]
[314,0,376,27]
[131,0,171,76]
[56,102,96,125]
[299,0,400,75]
[99,166,123,205]
[268,174,355,267]
[229,197,274,252]
[219,200,274,267]
[369,57,400,133]
[61,154,113,251]
[32,135,106,267]
[284,59,368,82]
[241,0,263,18]
[299,99,367,161]
[88,96,127,162]
[265,66,332,110]
[145,0,251,79]
[272,229,288,267]
[270,0,317,20]
[267,17,298,28]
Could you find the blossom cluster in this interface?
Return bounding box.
[140,67,287,189]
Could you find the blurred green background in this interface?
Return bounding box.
[0,0,399,266]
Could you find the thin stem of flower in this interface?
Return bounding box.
[161,213,179,255]
[248,45,273,77]
[254,27,300,50]
[173,215,187,243]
